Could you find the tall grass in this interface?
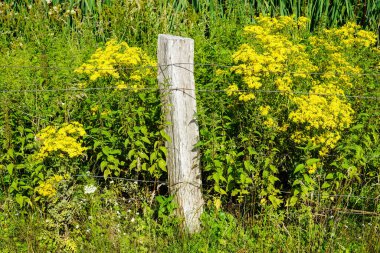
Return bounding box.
[2,0,379,36]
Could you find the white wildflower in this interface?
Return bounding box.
[84,185,97,194]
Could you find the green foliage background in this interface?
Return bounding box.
[0,0,379,252]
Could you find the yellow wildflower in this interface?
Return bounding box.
[259,105,270,116]
[226,84,239,96]
[75,39,155,88]
[36,175,63,198]
[239,93,255,101]
[35,122,87,160]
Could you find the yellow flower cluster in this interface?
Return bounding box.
[290,84,353,130]
[324,22,377,48]
[75,39,155,90]
[35,122,87,160]
[228,15,317,99]
[289,83,354,156]
[259,105,270,116]
[36,175,63,198]
[227,16,376,157]
[307,163,318,174]
[263,118,277,128]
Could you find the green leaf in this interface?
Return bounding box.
[351,124,364,131]
[7,164,14,175]
[241,189,249,195]
[128,149,136,159]
[326,173,334,180]
[135,141,144,148]
[140,126,148,136]
[287,196,298,207]
[268,195,283,208]
[306,158,320,166]
[158,159,167,172]
[139,152,149,160]
[159,146,168,157]
[292,179,301,186]
[108,149,121,155]
[321,182,330,189]
[94,140,102,149]
[294,164,305,174]
[104,169,111,179]
[269,165,278,173]
[96,152,103,161]
[107,155,119,164]
[148,164,157,174]
[213,160,222,167]
[244,160,252,170]
[231,189,240,196]
[160,130,171,142]
[214,185,227,195]
[129,160,137,169]
[245,177,253,185]
[100,161,108,171]
[247,146,257,155]
[141,136,151,144]
[150,151,157,163]
[102,146,110,156]
[268,175,279,184]
[303,174,316,185]
[15,194,24,208]
[10,181,18,193]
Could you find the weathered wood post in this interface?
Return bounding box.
[157,34,204,233]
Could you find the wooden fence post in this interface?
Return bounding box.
[157,34,204,233]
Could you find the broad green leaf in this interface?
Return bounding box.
[104,169,111,179]
[7,164,14,175]
[128,149,136,159]
[150,151,157,163]
[231,189,239,196]
[287,196,298,207]
[141,136,151,144]
[100,161,108,171]
[321,182,330,189]
[294,164,305,174]
[159,146,168,157]
[306,158,320,166]
[15,194,24,208]
[158,159,167,172]
[129,160,137,169]
[139,152,149,160]
[160,130,171,142]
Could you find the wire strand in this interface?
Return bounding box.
[1,86,379,100]
[1,62,380,76]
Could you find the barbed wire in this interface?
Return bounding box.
[279,191,380,200]
[1,62,380,76]
[1,85,380,100]
[75,174,167,184]
[74,174,379,202]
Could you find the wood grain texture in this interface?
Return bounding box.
[157,34,204,233]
